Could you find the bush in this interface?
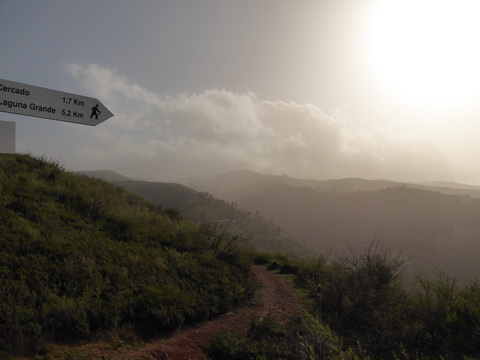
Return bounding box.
[204,314,290,360]
[205,312,376,360]
[134,285,188,336]
[202,332,251,360]
[253,252,274,265]
[264,254,300,274]
[42,295,90,342]
[404,272,480,358]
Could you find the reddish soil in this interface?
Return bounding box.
[120,265,300,360]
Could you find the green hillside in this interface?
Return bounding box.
[115,179,307,256]
[0,154,253,357]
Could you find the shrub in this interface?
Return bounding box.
[202,332,251,360]
[204,314,290,360]
[253,252,274,265]
[205,312,376,360]
[42,295,90,342]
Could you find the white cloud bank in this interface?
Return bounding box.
[66,63,453,182]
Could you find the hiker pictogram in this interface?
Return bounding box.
[90,104,101,120]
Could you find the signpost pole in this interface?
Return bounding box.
[0,120,15,154]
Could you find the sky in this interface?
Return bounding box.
[2,0,480,184]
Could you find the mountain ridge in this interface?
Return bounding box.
[189,169,480,202]
[80,168,480,198]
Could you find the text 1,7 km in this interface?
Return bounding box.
[62,97,85,106]
[61,109,84,118]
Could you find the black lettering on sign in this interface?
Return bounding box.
[63,97,85,106]
[30,103,56,113]
[1,100,27,109]
[0,84,30,96]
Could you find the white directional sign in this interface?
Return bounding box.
[0,79,113,126]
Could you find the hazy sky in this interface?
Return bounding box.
[2,0,480,183]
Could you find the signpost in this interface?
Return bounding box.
[0,79,113,126]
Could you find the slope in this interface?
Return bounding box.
[0,154,253,357]
[103,177,307,256]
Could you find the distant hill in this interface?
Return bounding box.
[187,170,274,202]
[418,181,480,198]
[191,170,398,198]
[192,170,480,199]
[191,170,480,280]
[76,169,133,182]
[421,181,480,191]
[79,172,307,256]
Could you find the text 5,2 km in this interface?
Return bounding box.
[0,78,113,126]
[62,109,84,119]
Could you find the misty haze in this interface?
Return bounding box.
[3,1,480,359]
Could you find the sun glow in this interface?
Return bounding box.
[367,0,480,108]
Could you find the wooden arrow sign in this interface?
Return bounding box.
[0,79,113,126]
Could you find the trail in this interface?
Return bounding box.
[119,265,300,360]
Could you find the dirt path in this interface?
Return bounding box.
[119,265,300,360]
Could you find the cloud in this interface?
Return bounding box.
[66,63,454,182]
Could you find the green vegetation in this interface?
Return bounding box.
[117,180,307,256]
[209,247,480,359]
[0,154,253,357]
[3,154,480,359]
[204,312,373,360]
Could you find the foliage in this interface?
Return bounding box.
[204,314,290,360]
[204,312,373,360]
[293,243,480,359]
[208,241,480,360]
[0,154,253,356]
[404,272,480,358]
